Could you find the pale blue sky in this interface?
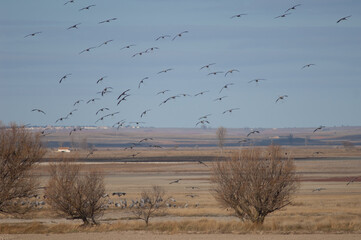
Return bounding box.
[0,0,360,128]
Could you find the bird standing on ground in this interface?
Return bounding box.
[186,194,199,198]
[312,188,326,192]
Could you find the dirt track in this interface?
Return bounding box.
[1,232,360,240]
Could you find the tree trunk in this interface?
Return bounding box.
[92,216,98,225]
[254,215,265,225]
[82,217,89,226]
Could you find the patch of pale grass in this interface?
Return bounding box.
[167,207,231,217]
[2,217,361,234]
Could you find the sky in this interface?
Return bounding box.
[0,0,360,129]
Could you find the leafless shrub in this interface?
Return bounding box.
[45,159,106,225]
[132,185,167,226]
[342,141,355,151]
[0,123,45,214]
[211,145,299,224]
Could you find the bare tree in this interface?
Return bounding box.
[45,159,106,225]
[132,185,166,226]
[211,145,299,224]
[0,123,45,214]
[216,127,227,152]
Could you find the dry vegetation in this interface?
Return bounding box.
[212,146,299,224]
[1,155,361,234]
[1,127,361,234]
[45,160,106,225]
[0,124,45,214]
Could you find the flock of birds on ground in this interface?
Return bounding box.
[17,174,361,211]
[23,1,352,150]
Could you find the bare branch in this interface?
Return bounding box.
[211,145,299,224]
[45,159,106,225]
[0,123,45,214]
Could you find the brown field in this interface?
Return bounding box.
[1,128,361,239]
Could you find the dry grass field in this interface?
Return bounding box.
[1,128,361,239]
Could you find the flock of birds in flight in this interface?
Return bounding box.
[24,1,352,148]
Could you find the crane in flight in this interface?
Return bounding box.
[313,125,325,133]
[285,4,301,13]
[172,31,188,41]
[200,63,216,70]
[337,15,351,23]
[31,109,45,114]
[79,5,96,11]
[59,73,72,83]
[230,13,247,19]
[276,95,288,103]
[67,23,81,30]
